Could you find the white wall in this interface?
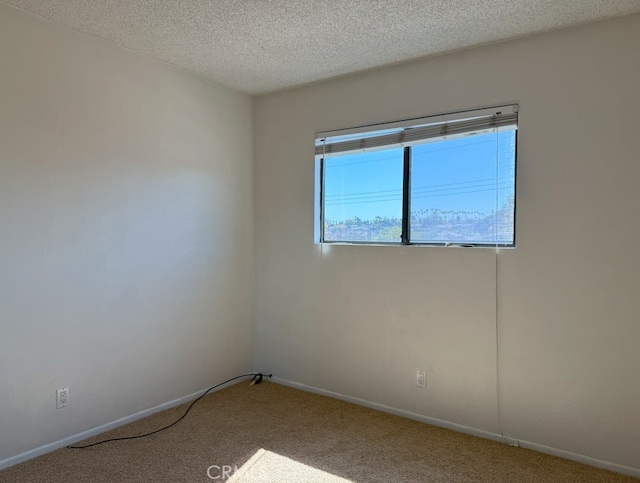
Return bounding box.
[254,13,640,473]
[0,4,253,463]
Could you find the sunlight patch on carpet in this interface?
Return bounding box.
[225,448,353,482]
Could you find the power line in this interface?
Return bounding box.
[324,177,499,199]
[325,185,511,206]
[325,180,509,203]
[325,183,499,204]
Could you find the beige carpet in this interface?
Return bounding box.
[1,381,636,482]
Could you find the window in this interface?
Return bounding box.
[315,105,517,247]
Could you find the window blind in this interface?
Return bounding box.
[315,105,518,158]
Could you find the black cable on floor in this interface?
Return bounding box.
[67,372,272,449]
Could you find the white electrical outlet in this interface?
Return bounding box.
[56,387,69,409]
[416,369,427,388]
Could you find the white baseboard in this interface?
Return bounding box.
[4,376,638,479]
[515,439,640,479]
[271,377,640,479]
[271,377,503,443]
[0,384,228,472]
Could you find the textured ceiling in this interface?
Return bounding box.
[4,0,640,94]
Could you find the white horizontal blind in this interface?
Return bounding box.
[316,105,518,158]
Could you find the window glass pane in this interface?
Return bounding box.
[409,130,516,245]
[496,130,516,244]
[323,148,403,242]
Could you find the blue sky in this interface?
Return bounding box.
[323,130,516,222]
